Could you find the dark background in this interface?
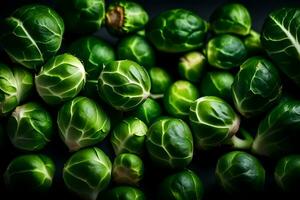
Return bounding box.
[1,0,300,200]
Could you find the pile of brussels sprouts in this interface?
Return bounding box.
[1,0,300,199]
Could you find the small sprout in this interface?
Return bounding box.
[98,60,151,111]
[58,96,111,151]
[35,53,86,105]
[146,118,193,169]
[110,117,147,155]
[215,151,265,193]
[63,147,112,200]
[148,67,172,97]
[7,102,53,151]
[243,30,263,55]
[103,186,145,200]
[112,153,144,185]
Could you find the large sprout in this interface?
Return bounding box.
[164,80,199,118]
[63,147,112,200]
[274,155,300,192]
[232,57,282,118]
[98,60,151,111]
[146,118,193,169]
[158,169,204,200]
[103,186,145,200]
[148,67,172,97]
[68,36,115,98]
[0,5,64,70]
[56,0,105,34]
[252,99,300,157]
[58,96,111,151]
[200,71,234,102]
[210,3,252,36]
[7,102,53,151]
[110,117,147,155]
[147,9,208,52]
[206,34,247,70]
[106,1,149,35]
[117,35,155,69]
[35,53,86,105]
[215,151,265,193]
[112,153,144,185]
[4,154,55,193]
[0,63,33,116]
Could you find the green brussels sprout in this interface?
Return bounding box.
[158,169,204,200]
[275,155,300,192]
[7,102,53,151]
[35,53,86,105]
[232,57,282,118]
[148,67,172,97]
[0,63,33,116]
[164,80,199,118]
[147,9,208,53]
[63,147,112,200]
[146,118,193,169]
[4,154,55,193]
[261,8,300,87]
[58,96,110,151]
[243,30,263,55]
[68,36,115,98]
[216,151,265,193]
[130,98,161,125]
[178,51,206,82]
[112,153,144,185]
[206,34,247,70]
[0,5,64,70]
[189,96,252,150]
[117,35,155,69]
[56,0,105,34]
[106,0,149,35]
[110,117,147,155]
[103,186,145,200]
[210,3,251,36]
[252,99,300,157]
[98,60,151,111]
[200,71,234,102]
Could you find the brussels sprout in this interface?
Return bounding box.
[103,186,145,200]
[112,153,144,185]
[58,96,110,151]
[0,63,33,116]
[63,147,112,200]
[106,0,149,35]
[147,9,208,53]
[243,30,263,55]
[232,57,282,117]
[189,96,253,150]
[261,8,300,87]
[98,60,151,111]
[68,36,115,98]
[164,80,199,118]
[0,5,64,70]
[117,35,155,69]
[275,155,300,192]
[110,117,147,155]
[158,169,204,200]
[35,53,86,105]
[252,99,300,157]
[7,102,53,151]
[148,67,172,97]
[206,34,247,70]
[130,98,161,125]
[146,118,193,169]
[210,3,251,36]
[200,71,234,102]
[56,0,105,34]
[178,51,206,82]
[4,154,55,193]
